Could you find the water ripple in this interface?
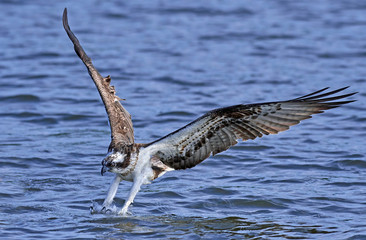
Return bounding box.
[0,0,365,239]
[0,94,40,102]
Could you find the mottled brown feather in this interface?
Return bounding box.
[63,9,134,152]
[62,9,356,171]
[149,87,356,170]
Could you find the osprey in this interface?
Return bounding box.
[62,9,356,216]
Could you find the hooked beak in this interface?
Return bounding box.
[101,165,107,176]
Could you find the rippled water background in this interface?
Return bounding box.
[1,0,366,239]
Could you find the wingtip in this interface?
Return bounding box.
[62,8,69,30]
[63,8,67,20]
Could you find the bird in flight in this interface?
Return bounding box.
[62,8,356,216]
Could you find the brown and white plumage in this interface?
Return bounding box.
[149,87,356,170]
[63,9,134,152]
[62,8,356,216]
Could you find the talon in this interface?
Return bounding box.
[90,205,96,214]
[101,165,107,176]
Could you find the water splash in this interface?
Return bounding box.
[90,201,118,215]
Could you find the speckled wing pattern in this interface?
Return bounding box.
[150,87,356,170]
[63,9,134,151]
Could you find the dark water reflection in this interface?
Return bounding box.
[1,0,366,239]
[86,215,337,239]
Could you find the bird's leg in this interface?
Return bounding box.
[118,176,145,216]
[101,174,122,212]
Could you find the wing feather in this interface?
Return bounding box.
[62,9,134,151]
[148,87,356,170]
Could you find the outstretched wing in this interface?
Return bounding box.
[148,87,356,170]
[62,8,134,151]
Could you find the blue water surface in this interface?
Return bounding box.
[1,0,366,239]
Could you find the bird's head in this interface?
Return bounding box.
[101,151,130,176]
